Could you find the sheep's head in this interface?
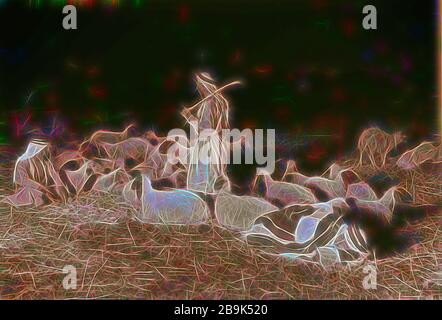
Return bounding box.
[393,131,406,147]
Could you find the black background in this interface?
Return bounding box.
[0,0,438,173]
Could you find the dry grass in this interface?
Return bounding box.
[0,160,440,300]
[345,156,442,205]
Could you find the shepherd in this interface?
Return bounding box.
[181,73,240,194]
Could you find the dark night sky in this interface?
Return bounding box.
[0,0,438,172]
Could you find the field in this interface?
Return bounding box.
[0,158,440,300]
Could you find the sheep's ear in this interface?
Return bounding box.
[141,174,153,191]
[379,187,397,221]
[396,132,406,143]
[280,160,298,182]
[340,169,360,186]
[251,174,267,197]
[327,163,343,180]
[123,124,137,137]
[346,182,378,201]
[285,160,298,174]
[122,178,141,209]
[64,161,93,194]
[256,167,270,176]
